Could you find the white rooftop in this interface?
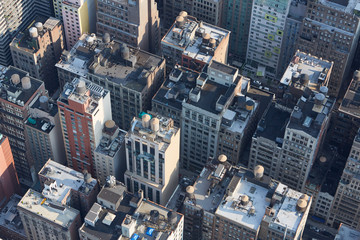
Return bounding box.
[18,190,79,227]
[215,177,268,231]
[280,51,333,90]
[335,224,360,240]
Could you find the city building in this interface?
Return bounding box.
[0,66,46,186]
[10,17,64,92]
[79,178,184,240]
[277,0,307,76]
[278,51,333,107]
[249,103,291,179]
[162,2,223,30]
[38,159,99,218]
[183,155,311,240]
[161,13,230,71]
[296,0,360,97]
[0,194,26,240]
[25,96,66,174]
[180,62,242,172]
[56,34,165,130]
[57,77,112,175]
[124,114,180,205]
[328,129,360,229]
[18,189,82,240]
[335,224,360,240]
[0,134,20,208]
[245,0,291,80]
[152,65,200,127]
[0,0,52,66]
[222,0,252,63]
[330,70,360,155]
[94,120,127,185]
[61,0,97,49]
[96,0,160,54]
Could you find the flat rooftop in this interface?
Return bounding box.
[56,34,164,92]
[152,66,198,112]
[280,51,332,92]
[0,194,26,238]
[25,98,58,133]
[318,0,360,14]
[255,103,290,144]
[335,224,360,240]
[18,190,79,228]
[95,128,126,158]
[0,66,44,107]
[339,70,360,118]
[39,160,97,202]
[162,16,229,64]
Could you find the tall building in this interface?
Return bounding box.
[79,179,184,240]
[38,159,100,218]
[56,34,165,130]
[296,0,360,97]
[277,0,307,76]
[249,89,335,191]
[222,0,252,62]
[61,0,97,49]
[124,114,180,205]
[328,129,360,229]
[10,17,64,92]
[0,194,26,240]
[94,120,127,185]
[183,156,311,240]
[161,13,230,71]
[57,78,112,175]
[0,0,52,66]
[0,66,46,186]
[25,96,66,174]
[180,62,242,172]
[96,0,161,54]
[245,0,291,80]
[330,70,360,155]
[18,189,82,240]
[0,134,20,208]
[278,51,333,106]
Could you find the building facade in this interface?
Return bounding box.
[56,34,166,130]
[18,189,82,240]
[94,120,127,185]
[0,66,46,186]
[0,135,20,208]
[96,0,160,54]
[10,17,64,92]
[57,78,112,175]
[124,114,180,205]
[25,96,66,174]
[161,13,230,71]
[328,129,360,229]
[296,0,360,97]
[246,0,291,80]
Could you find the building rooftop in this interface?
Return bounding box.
[58,77,108,114]
[161,15,230,64]
[39,160,98,202]
[10,16,60,53]
[339,70,360,118]
[288,91,335,138]
[318,0,360,14]
[0,66,44,107]
[0,194,26,238]
[95,123,126,158]
[56,34,164,92]
[254,103,291,145]
[280,51,333,92]
[25,97,58,133]
[335,224,360,240]
[18,189,79,228]
[152,66,198,113]
[129,114,179,152]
